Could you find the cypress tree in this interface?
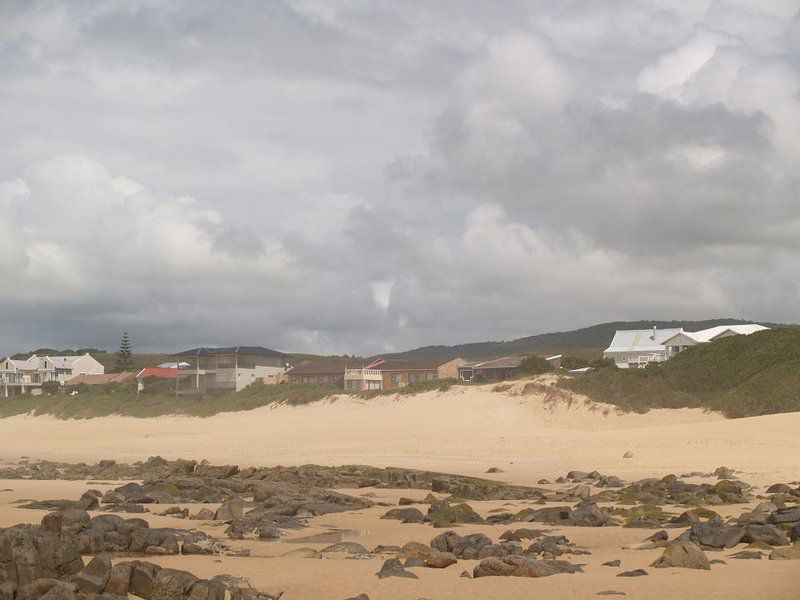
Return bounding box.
[115,332,133,372]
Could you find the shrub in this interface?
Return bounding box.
[40,381,60,396]
[517,355,553,375]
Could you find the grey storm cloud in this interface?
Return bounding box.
[1,0,799,356]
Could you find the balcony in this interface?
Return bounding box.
[344,368,382,380]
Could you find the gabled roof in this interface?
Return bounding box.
[604,328,684,353]
[465,356,526,370]
[7,357,39,370]
[289,358,370,375]
[172,346,287,358]
[370,358,452,372]
[136,367,180,380]
[661,324,768,345]
[66,373,134,385]
[46,355,86,369]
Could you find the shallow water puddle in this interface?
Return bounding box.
[284,529,367,543]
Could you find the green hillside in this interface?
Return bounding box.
[562,328,800,418]
[383,319,786,360]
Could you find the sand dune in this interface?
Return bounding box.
[0,381,797,487]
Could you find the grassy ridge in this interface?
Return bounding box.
[0,377,466,419]
[561,328,800,417]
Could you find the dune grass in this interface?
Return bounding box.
[561,328,800,418]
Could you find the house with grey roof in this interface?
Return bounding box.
[603,327,685,368]
[171,346,289,392]
[0,353,105,397]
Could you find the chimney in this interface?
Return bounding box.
[652,325,657,340]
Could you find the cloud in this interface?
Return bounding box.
[1,1,799,356]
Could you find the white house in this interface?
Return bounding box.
[660,324,768,356]
[603,327,684,369]
[0,353,105,396]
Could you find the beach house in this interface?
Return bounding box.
[172,346,288,392]
[660,324,769,356]
[0,353,105,396]
[343,358,465,391]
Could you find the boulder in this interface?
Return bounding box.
[129,561,162,599]
[473,555,581,578]
[214,498,244,523]
[375,559,418,579]
[381,508,425,524]
[769,545,800,561]
[74,557,112,594]
[651,540,710,570]
[151,568,198,600]
[742,524,789,546]
[106,562,133,596]
[679,521,744,549]
[320,542,369,556]
[572,502,614,527]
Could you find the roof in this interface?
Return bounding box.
[370,358,450,372]
[662,324,769,345]
[289,358,370,375]
[8,357,39,370]
[604,328,684,353]
[46,355,86,369]
[468,355,526,370]
[66,373,134,386]
[172,346,287,358]
[157,362,191,369]
[136,367,180,380]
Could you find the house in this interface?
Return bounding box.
[660,324,768,357]
[457,356,526,382]
[343,358,465,391]
[603,327,684,369]
[287,358,369,385]
[66,372,134,386]
[0,353,105,396]
[171,346,288,392]
[135,367,181,394]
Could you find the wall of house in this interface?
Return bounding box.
[380,369,438,389]
[437,358,466,379]
[67,355,105,380]
[288,373,343,385]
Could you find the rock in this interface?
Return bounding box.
[597,592,626,597]
[617,569,648,577]
[320,542,369,555]
[191,508,216,521]
[424,551,457,569]
[370,545,400,554]
[651,540,710,570]
[106,562,133,595]
[742,523,789,546]
[791,524,800,542]
[381,508,425,524]
[403,557,426,568]
[150,568,198,600]
[769,507,800,525]
[714,467,736,479]
[679,521,744,549]
[426,501,483,526]
[280,548,319,558]
[566,471,589,480]
[602,560,621,567]
[729,551,764,559]
[623,451,634,459]
[129,561,162,599]
[459,570,471,578]
[473,556,581,578]
[74,557,112,594]
[769,545,800,560]
[375,559,418,579]
[214,498,244,522]
[486,467,504,473]
[572,502,614,527]
[344,595,369,600]
[76,491,102,511]
[766,483,793,494]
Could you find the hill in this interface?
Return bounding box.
[562,328,800,418]
[382,318,787,360]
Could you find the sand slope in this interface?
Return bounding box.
[0,381,797,487]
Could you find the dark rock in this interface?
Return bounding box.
[729,551,764,560]
[375,559,418,579]
[74,557,112,594]
[678,521,745,549]
[129,561,162,599]
[473,555,581,578]
[651,540,710,570]
[617,569,648,577]
[381,508,425,524]
[602,560,621,567]
[320,542,369,555]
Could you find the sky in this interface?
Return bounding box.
[1,1,799,356]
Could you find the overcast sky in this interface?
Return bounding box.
[1,1,799,356]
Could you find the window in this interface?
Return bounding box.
[346,380,361,390]
[367,380,381,390]
[426,372,436,381]
[302,376,312,384]
[409,373,419,383]
[320,375,329,383]
[391,373,400,383]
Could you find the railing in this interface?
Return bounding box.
[345,368,382,378]
[629,354,666,367]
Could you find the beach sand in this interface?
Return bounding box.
[1,381,798,598]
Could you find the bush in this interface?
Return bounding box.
[517,355,553,375]
[40,381,60,396]
[561,355,590,370]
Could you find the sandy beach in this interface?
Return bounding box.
[1,382,798,599]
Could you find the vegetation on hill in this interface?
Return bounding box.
[562,328,800,418]
[381,318,787,361]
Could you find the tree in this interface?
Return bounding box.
[115,332,133,373]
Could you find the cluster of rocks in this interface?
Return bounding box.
[0,525,279,600]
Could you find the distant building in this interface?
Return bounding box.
[66,372,134,386]
[171,346,288,392]
[287,358,369,385]
[457,356,526,382]
[344,358,465,391]
[603,327,683,369]
[603,324,769,369]
[660,324,768,357]
[0,353,105,397]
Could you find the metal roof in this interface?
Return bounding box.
[661,324,768,345]
[604,328,684,352]
[289,358,370,374]
[172,346,287,357]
